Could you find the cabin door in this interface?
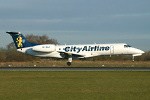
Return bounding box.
[110,45,114,54]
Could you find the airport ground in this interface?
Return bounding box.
[0,61,150,100]
[0,71,149,100]
[0,60,150,67]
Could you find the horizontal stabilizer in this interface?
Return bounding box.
[6,31,21,35]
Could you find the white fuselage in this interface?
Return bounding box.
[17,43,144,59]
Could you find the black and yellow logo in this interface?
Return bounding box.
[16,35,23,47]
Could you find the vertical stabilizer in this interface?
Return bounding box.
[6,31,37,49]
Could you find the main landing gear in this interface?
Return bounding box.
[67,54,72,66]
[67,62,71,66]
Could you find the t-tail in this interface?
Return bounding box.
[6,31,38,49]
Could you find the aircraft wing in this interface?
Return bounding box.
[58,51,85,57]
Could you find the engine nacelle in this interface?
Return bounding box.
[32,44,56,52]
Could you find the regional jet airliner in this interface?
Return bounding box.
[7,31,145,66]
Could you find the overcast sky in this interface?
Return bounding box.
[0,0,150,51]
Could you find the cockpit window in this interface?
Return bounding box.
[124,45,131,48]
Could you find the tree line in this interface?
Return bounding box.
[0,34,150,62]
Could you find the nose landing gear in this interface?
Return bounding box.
[132,56,134,62]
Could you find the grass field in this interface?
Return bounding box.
[0,71,150,100]
[0,60,150,67]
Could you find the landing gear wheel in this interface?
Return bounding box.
[67,62,71,66]
[132,56,135,62]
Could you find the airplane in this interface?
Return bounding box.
[6,31,145,66]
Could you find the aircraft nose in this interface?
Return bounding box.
[141,50,145,54]
[136,49,145,54]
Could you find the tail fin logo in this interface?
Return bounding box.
[16,35,23,47]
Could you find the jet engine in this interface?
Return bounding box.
[32,44,56,52]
